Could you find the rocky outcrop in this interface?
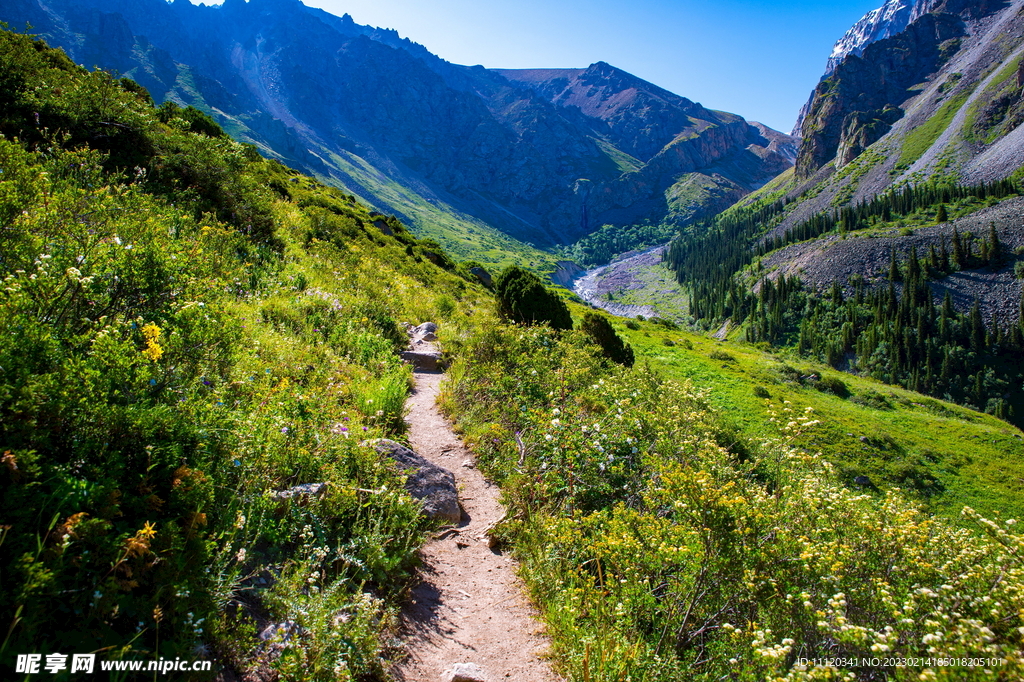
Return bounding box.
[369,439,460,523]
[835,107,905,167]
[796,11,967,177]
[549,261,586,287]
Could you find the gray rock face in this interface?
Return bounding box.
[469,266,493,288]
[369,439,460,523]
[796,11,967,177]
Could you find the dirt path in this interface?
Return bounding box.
[392,368,561,682]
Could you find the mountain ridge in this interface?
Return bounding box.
[0,0,796,265]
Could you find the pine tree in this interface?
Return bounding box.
[988,222,1002,269]
[970,300,985,351]
[889,249,901,282]
[952,228,965,270]
[936,204,948,223]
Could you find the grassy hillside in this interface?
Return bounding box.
[5,26,1024,682]
[0,29,491,679]
[614,316,1024,520]
[442,310,1024,682]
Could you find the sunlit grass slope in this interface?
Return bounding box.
[0,28,492,679]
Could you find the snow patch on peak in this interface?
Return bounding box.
[826,0,937,74]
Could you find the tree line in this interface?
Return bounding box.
[665,179,1023,422]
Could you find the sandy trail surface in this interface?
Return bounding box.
[391,369,561,682]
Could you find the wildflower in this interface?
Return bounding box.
[141,323,163,362]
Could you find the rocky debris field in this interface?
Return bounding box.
[762,197,1024,325]
[571,245,670,319]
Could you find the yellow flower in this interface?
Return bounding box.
[141,323,163,362]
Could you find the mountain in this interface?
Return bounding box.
[826,0,933,74]
[0,0,796,266]
[653,0,1024,428]
[790,0,1022,195]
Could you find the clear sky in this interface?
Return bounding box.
[196,0,884,133]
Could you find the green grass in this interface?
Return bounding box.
[611,314,1024,520]
[962,54,1024,144]
[595,137,642,173]
[897,90,972,169]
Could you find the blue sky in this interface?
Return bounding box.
[198,0,883,133]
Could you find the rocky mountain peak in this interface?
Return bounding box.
[826,0,934,74]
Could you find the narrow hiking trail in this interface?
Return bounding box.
[392,365,562,682]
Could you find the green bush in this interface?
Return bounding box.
[493,265,572,330]
[580,312,635,367]
[814,374,850,397]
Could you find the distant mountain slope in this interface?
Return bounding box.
[785,0,1023,208]
[736,0,1024,318]
[0,0,795,265]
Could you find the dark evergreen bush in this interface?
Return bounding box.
[493,266,572,330]
[581,313,635,366]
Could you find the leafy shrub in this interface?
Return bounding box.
[753,385,771,399]
[580,313,635,367]
[625,319,641,330]
[814,374,850,397]
[648,316,679,330]
[851,389,893,410]
[493,265,572,330]
[709,349,736,362]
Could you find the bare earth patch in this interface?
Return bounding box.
[391,369,561,682]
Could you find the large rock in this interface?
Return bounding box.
[401,350,444,371]
[369,439,460,523]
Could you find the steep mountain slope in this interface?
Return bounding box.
[794,0,1022,186]
[1,0,796,266]
[653,0,1024,428]
[738,0,1024,326]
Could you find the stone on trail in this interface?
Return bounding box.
[368,439,460,522]
[401,349,444,371]
[442,662,490,682]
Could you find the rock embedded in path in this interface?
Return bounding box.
[442,662,490,682]
[403,321,444,370]
[401,349,444,371]
[369,439,460,522]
